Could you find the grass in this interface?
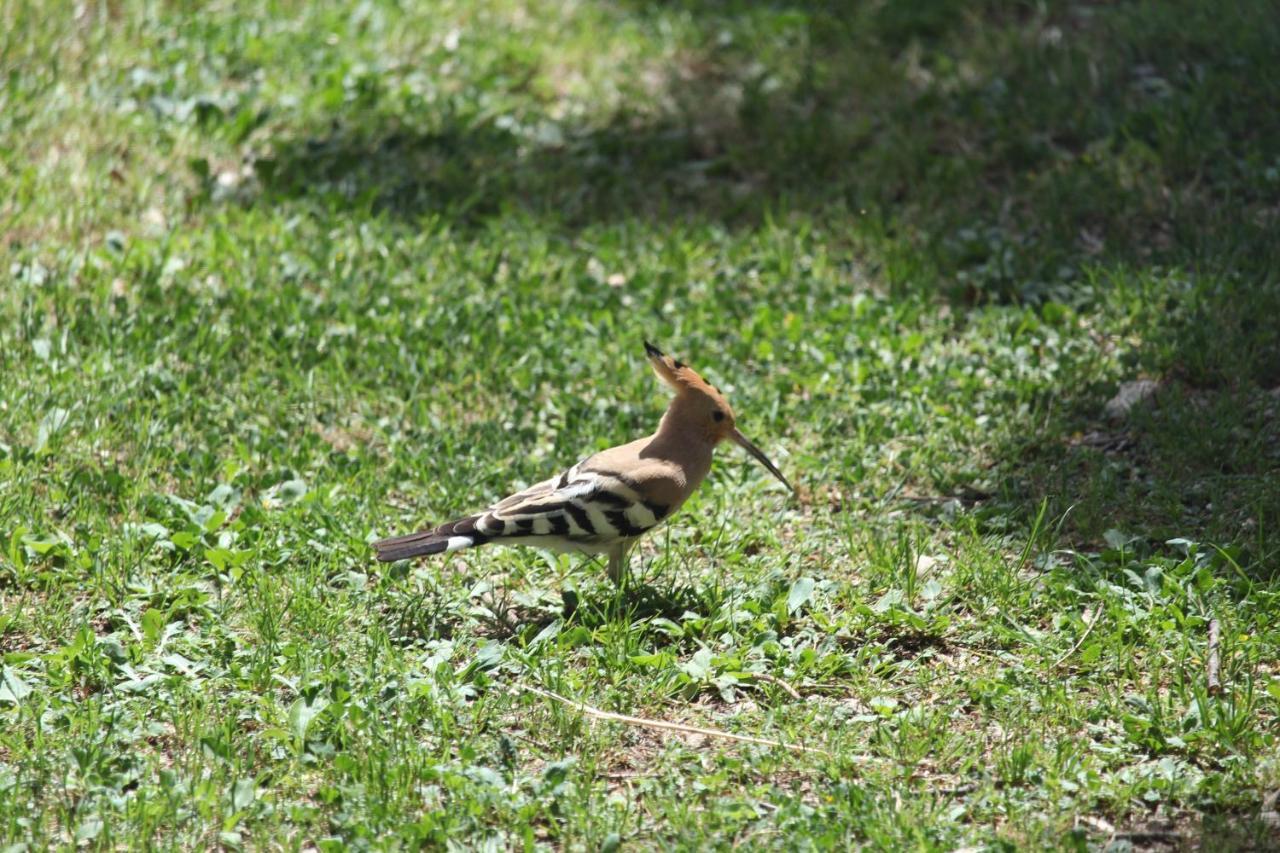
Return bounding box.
[2,0,1279,848]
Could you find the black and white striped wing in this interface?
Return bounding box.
[474,461,671,548]
[373,460,672,562]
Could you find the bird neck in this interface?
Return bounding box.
[645,397,718,483]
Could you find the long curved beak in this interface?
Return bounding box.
[730,428,794,493]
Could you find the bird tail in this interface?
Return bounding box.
[372,515,491,562]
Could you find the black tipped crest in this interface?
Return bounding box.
[643,340,731,413]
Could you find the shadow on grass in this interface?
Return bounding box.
[562,581,707,629]
[243,0,1273,301]
[383,574,708,643]
[999,348,1280,571]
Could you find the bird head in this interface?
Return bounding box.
[644,340,793,492]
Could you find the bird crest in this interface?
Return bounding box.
[644,341,732,410]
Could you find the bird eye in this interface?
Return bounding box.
[712,411,725,422]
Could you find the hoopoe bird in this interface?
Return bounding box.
[373,341,793,582]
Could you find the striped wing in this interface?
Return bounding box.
[373,457,672,562]
[478,459,672,545]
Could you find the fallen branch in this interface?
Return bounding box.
[1206,618,1222,696]
[516,684,837,758]
[750,672,802,700]
[601,770,657,782]
[1053,605,1103,668]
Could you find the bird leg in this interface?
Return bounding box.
[606,543,629,587]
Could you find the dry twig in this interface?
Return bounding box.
[1053,605,1103,668]
[1206,618,1222,696]
[750,672,803,700]
[516,684,838,757]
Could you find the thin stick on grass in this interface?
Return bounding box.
[1053,605,1103,668]
[1206,618,1222,696]
[751,672,803,700]
[516,684,840,758]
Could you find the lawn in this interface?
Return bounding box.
[2,0,1279,848]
